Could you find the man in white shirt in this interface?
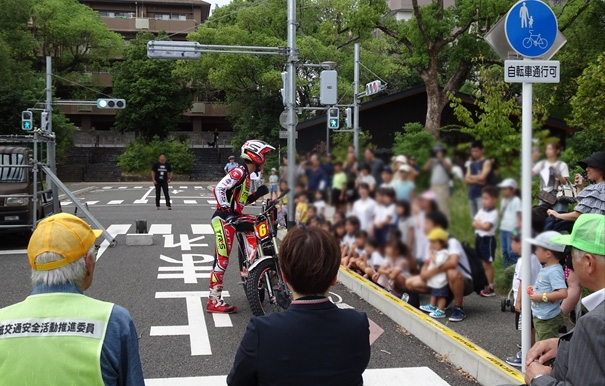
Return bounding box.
[498,178,522,268]
[351,183,376,231]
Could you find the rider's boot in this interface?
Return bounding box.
[207,286,238,314]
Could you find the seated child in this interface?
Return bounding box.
[340,216,360,264]
[343,230,367,268]
[419,228,450,319]
[372,240,410,297]
[333,220,346,246]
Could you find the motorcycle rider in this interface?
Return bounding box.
[207,140,274,313]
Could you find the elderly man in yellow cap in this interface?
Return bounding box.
[0,213,144,386]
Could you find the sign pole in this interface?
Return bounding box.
[326,119,330,156]
[353,43,360,160]
[285,0,298,229]
[46,56,60,214]
[520,80,533,373]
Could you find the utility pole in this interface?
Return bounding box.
[46,56,60,213]
[285,0,298,229]
[353,43,360,160]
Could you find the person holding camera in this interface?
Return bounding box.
[424,143,452,221]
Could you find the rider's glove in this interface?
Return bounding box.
[247,185,269,204]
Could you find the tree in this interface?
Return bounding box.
[112,32,192,141]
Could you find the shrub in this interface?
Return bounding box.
[392,122,435,190]
[118,137,194,175]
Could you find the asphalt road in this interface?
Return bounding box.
[0,182,524,385]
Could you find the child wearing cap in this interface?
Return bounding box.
[419,228,450,319]
[527,231,568,342]
[473,185,500,297]
[504,227,542,367]
[268,168,278,200]
[498,178,522,268]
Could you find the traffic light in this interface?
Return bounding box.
[21,111,33,131]
[97,99,126,109]
[328,108,339,130]
[345,107,352,128]
[41,111,50,132]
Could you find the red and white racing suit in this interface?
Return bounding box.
[209,166,260,305]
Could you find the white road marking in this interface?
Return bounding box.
[179,186,188,189]
[134,186,143,189]
[134,199,148,204]
[150,291,232,356]
[135,186,155,204]
[212,313,233,328]
[207,199,217,205]
[184,200,197,204]
[61,201,72,206]
[149,224,172,235]
[107,200,123,205]
[86,201,99,205]
[145,367,452,386]
[157,254,214,283]
[163,235,208,250]
[102,187,112,190]
[191,224,214,234]
[0,249,27,256]
[194,186,204,190]
[118,186,127,189]
[97,224,132,260]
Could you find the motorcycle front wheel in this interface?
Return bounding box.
[245,258,291,316]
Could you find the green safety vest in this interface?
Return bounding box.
[0,292,113,386]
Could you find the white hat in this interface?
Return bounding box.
[398,164,410,173]
[420,190,436,201]
[395,155,407,164]
[498,178,518,190]
[526,231,566,253]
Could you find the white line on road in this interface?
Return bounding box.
[107,200,124,205]
[191,224,214,234]
[134,186,143,189]
[86,201,99,205]
[61,201,72,206]
[212,313,233,328]
[118,186,127,189]
[97,224,131,260]
[179,186,188,189]
[145,367,452,386]
[184,200,197,204]
[149,224,172,235]
[102,187,112,190]
[206,199,217,205]
[135,186,155,204]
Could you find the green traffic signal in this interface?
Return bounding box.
[329,119,338,128]
[23,122,31,129]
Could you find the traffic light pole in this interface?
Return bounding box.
[353,43,360,160]
[46,56,60,214]
[285,0,298,229]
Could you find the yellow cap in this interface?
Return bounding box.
[427,228,448,242]
[27,213,103,271]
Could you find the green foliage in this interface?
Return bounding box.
[569,55,605,133]
[329,131,373,163]
[112,32,192,141]
[450,65,550,179]
[118,137,194,175]
[392,122,435,189]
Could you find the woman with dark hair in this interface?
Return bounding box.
[532,141,570,212]
[547,151,605,221]
[227,227,370,386]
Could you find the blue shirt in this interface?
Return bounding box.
[224,161,239,173]
[468,159,487,199]
[306,167,326,191]
[394,180,415,202]
[31,284,145,386]
[531,264,566,320]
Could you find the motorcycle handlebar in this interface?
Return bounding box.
[261,189,290,215]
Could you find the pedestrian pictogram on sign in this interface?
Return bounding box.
[505,0,558,58]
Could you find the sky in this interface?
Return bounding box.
[208,0,233,14]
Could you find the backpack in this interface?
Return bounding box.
[450,237,489,295]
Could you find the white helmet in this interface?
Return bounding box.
[240,140,275,166]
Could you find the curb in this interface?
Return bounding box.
[337,267,525,386]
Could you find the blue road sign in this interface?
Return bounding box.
[505,0,557,58]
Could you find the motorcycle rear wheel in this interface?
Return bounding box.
[245,258,291,316]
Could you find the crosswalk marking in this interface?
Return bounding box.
[86,201,99,205]
[184,200,197,204]
[179,186,188,189]
[206,200,217,205]
[149,224,172,235]
[102,187,112,190]
[134,186,143,189]
[118,186,127,190]
[212,313,233,328]
[194,186,204,190]
[191,224,214,234]
[145,367,452,386]
[107,200,124,205]
[134,199,149,204]
[61,201,72,206]
[97,224,131,260]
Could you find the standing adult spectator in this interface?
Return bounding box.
[0,213,145,386]
[227,227,370,386]
[306,154,326,200]
[322,153,335,195]
[279,155,288,182]
[208,128,219,148]
[547,151,605,221]
[533,141,570,212]
[408,156,420,182]
[423,144,452,221]
[394,165,416,202]
[364,148,385,186]
[224,155,239,174]
[352,183,376,231]
[152,153,172,210]
[519,214,605,386]
[465,141,493,219]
